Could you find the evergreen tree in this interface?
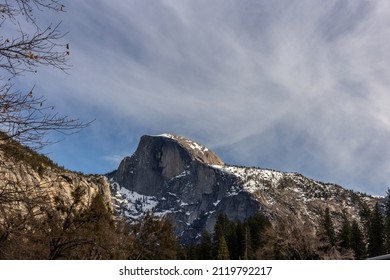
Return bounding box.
[319,207,336,248]
[215,235,230,260]
[359,201,371,238]
[384,188,390,254]
[240,225,252,260]
[213,213,234,259]
[198,230,212,260]
[130,212,179,259]
[214,213,229,240]
[350,220,366,259]
[247,212,270,251]
[337,215,351,250]
[227,217,254,259]
[367,202,385,257]
[226,223,240,260]
[75,192,118,259]
[185,244,198,260]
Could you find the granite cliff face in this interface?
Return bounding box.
[113,134,223,195]
[110,134,259,242]
[109,134,380,243]
[0,135,112,221]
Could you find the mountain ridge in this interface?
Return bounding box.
[108,133,381,243]
[1,131,385,259]
[0,131,113,221]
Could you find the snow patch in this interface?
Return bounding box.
[213,200,221,206]
[211,165,283,193]
[169,170,191,181]
[155,133,176,139]
[110,181,160,219]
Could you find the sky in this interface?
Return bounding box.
[13,0,390,196]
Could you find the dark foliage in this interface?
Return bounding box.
[187,212,270,260]
[367,202,385,257]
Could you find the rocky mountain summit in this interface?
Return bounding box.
[108,134,380,243]
[2,131,385,259]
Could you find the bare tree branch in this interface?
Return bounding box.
[0,1,92,149]
[0,84,93,150]
[1,1,65,25]
[0,22,69,76]
[0,1,104,260]
[1,0,69,77]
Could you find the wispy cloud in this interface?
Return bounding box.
[102,154,127,165]
[27,0,390,195]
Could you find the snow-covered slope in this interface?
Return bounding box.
[108,134,380,243]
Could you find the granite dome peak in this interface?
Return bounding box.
[108,134,380,243]
[152,133,224,166]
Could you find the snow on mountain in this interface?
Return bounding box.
[155,133,211,156]
[108,134,381,243]
[110,180,158,219]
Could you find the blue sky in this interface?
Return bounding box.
[15,0,390,195]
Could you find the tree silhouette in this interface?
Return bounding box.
[198,230,212,260]
[0,0,90,149]
[0,1,69,76]
[319,207,336,248]
[337,214,351,250]
[215,235,229,260]
[367,202,385,257]
[128,212,179,260]
[350,220,366,259]
[385,188,390,254]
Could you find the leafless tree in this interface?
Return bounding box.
[0,0,91,149]
[256,216,355,260]
[0,84,91,149]
[0,1,93,258]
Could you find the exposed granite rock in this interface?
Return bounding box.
[110,133,381,244]
[113,134,224,196]
[0,138,113,219]
[111,134,260,242]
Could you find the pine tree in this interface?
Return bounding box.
[367,202,385,257]
[216,235,230,260]
[185,244,198,260]
[350,220,366,259]
[226,223,240,260]
[241,225,252,260]
[384,188,390,254]
[214,213,230,240]
[247,212,270,251]
[198,230,212,260]
[77,192,117,259]
[319,207,336,248]
[213,213,233,259]
[130,212,178,259]
[338,215,351,250]
[232,222,252,260]
[359,201,371,239]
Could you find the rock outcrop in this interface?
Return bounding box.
[111,134,258,242]
[113,134,223,194]
[109,133,381,244]
[0,134,112,221]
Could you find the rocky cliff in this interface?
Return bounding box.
[0,133,112,222]
[109,134,380,243]
[110,134,258,242]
